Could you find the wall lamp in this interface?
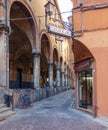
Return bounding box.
[44,0,72,41]
[44,0,55,27]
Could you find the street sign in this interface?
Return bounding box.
[47,25,71,38]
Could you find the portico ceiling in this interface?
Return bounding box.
[9,22,32,63]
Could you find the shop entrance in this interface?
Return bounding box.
[78,69,93,110]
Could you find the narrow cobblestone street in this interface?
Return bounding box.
[0,90,107,130]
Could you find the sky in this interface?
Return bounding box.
[56,0,73,22]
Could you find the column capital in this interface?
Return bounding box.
[32,50,40,57]
[62,71,64,74]
[0,24,10,35]
[48,62,53,66]
[56,64,60,70]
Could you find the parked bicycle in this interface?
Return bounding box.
[18,94,31,109]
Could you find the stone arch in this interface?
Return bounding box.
[53,48,59,65]
[40,33,51,87]
[64,62,67,87]
[40,33,51,62]
[64,62,67,75]
[73,39,94,63]
[60,57,63,86]
[60,57,63,70]
[9,1,37,89]
[40,30,54,62]
[53,48,59,80]
[9,1,38,49]
[73,39,95,111]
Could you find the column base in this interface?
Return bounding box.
[48,88,54,97]
[56,87,63,94]
[0,86,5,103]
[35,88,47,101]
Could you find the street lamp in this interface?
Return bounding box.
[44,0,55,16]
[44,0,55,27]
[44,0,72,40]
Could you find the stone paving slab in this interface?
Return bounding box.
[0,90,107,130]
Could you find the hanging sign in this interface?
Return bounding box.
[47,25,72,37]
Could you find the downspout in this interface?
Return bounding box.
[72,1,84,38]
[71,1,84,109]
[71,0,84,51]
[5,0,10,89]
[5,0,14,110]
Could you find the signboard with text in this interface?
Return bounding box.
[47,25,72,38]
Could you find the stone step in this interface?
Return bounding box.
[0,107,11,114]
[0,110,16,122]
[0,104,6,108]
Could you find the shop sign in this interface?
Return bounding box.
[47,25,71,37]
[74,60,91,70]
[77,62,90,69]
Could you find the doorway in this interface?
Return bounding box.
[17,68,22,88]
[78,69,93,110]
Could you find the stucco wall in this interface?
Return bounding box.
[73,0,108,116]
[75,28,108,117]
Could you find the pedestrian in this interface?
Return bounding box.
[46,78,50,97]
[53,80,56,95]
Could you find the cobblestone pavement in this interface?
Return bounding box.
[0,89,107,130]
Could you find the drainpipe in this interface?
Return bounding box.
[71,0,83,110]
[5,0,13,110]
[72,1,84,38]
[5,0,11,89]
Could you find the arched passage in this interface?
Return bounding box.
[74,39,93,63]
[64,62,67,87]
[60,57,63,86]
[53,48,59,81]
[40,34,50,88]
[73,39,94,112]
[9,1,36,89]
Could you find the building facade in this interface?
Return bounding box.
[72,0,108,117]
[0,0,73,108]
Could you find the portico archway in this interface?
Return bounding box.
[74,39,94,112]
[9,1,36,89]
[53,48,59,85]
[40,34,50,88]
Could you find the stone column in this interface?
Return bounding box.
[33,52,40,88]
[48,62,54,96]
[61,63,64,88]
[0,25,9,87]
[56,64,60,87]
[0,1,10,88]
[65,74,68,89]
[48,63,53,88]
[32,51,40,100]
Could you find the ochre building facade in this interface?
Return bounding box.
[0,0,73,108]
[72,0,108,117]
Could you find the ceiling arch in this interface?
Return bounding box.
[10,1,36,49]
[73,39,94,63]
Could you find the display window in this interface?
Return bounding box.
[78,69,93,111]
